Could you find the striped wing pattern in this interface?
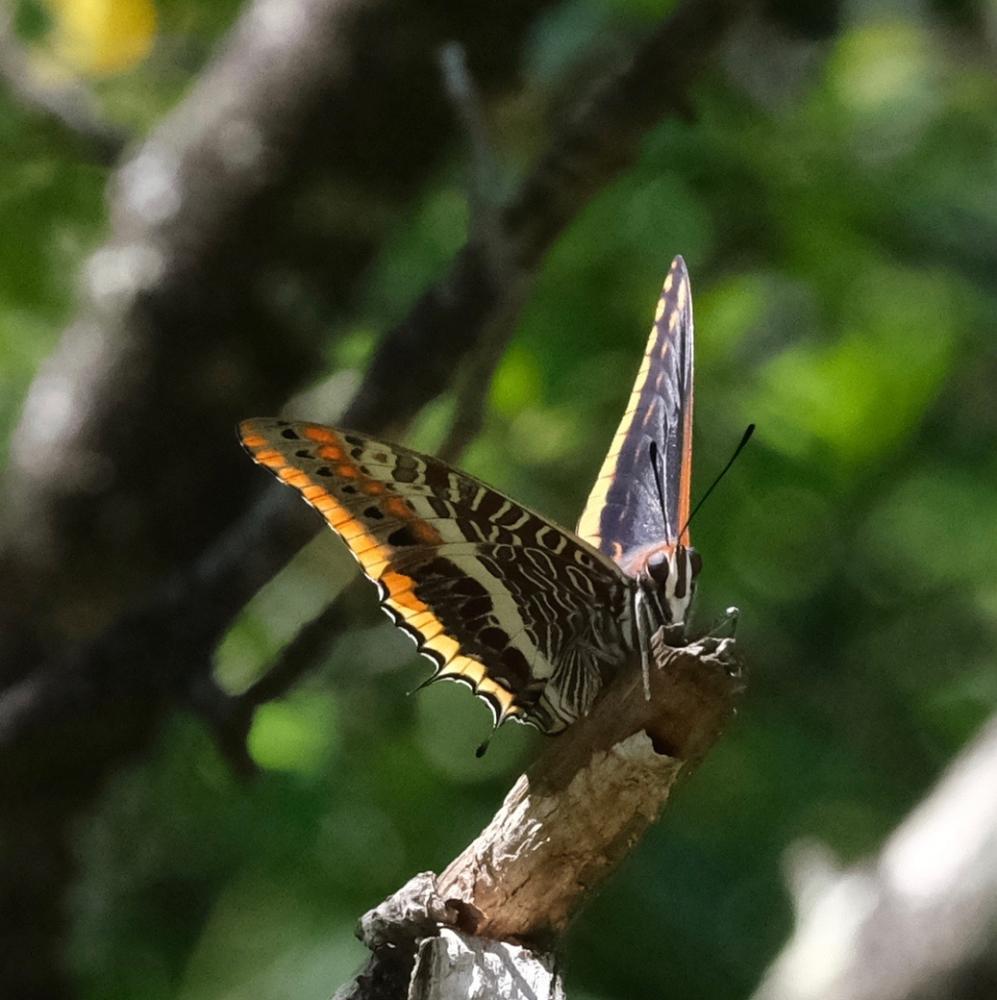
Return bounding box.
[239,419,632,733]
[577,256,694,559]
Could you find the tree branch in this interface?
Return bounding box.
[410,929,565,1000]
[334,634,744,998]
[752,713,997,1000]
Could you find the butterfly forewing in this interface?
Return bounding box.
[239,419,631,733]
[576,255,694,561]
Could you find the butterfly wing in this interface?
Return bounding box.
[576,255,694,561]
[239,419,632,733]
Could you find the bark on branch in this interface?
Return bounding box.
[336,635,744,998]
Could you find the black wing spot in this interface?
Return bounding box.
[351,447,364,459]
[342,484,358,494]
[281,428,300,440]
[500,647,532,687]
[295,449,312,459]
[388,526,420,547]
[538,531,562,551]
[479,626,509,650]
[452,575,489,596]
[418,557,465,581]
[461,596,492,619]
[364,506,385,520]
[345,434,364,446]
[315,466,333,477]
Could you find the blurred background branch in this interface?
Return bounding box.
[753,712,997,1000]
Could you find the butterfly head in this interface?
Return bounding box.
[641,541,703,626]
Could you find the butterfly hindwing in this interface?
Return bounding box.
[238,419,631,733]
[576,255,695,561]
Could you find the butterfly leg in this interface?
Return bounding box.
[634,589,660,702]
[640,643,653,702]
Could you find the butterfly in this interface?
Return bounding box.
[239,255,700,738]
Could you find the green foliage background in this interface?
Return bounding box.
[3,1,996,998]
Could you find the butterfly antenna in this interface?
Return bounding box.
[648,441,667,520]
[679,423,755,538]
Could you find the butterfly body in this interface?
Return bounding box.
[240,256,700,735]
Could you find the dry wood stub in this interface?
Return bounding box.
[340,636,743,999]
[436,634,743,944]
[410,928,566,1000]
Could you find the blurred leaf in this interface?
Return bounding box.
[248,693,341,775]
[860,463,997,596]
[752,263,960,473]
